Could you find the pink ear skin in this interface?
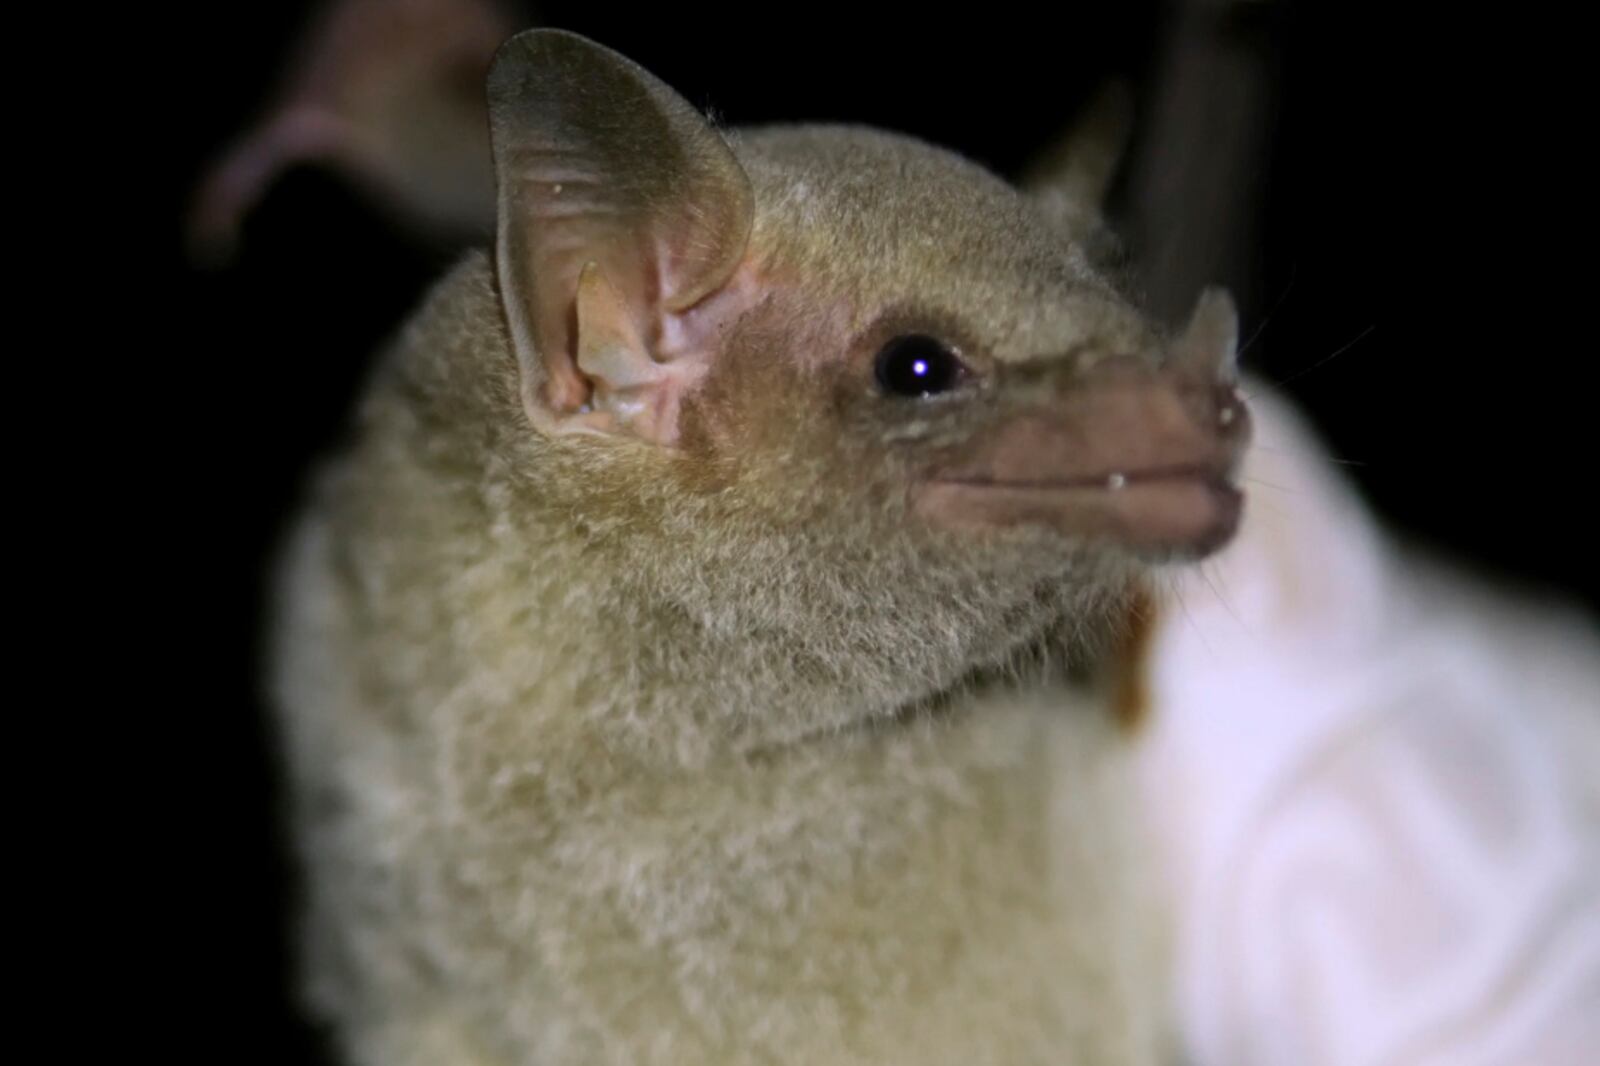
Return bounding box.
[187,0,513,262]
[488,30,757,448]
[553,261,765,448]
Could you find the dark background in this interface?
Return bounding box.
[153,3,1590,1062]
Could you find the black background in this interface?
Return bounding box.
[147,3,1592,1061]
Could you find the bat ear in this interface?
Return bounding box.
[1170,287,1240,383]
[488,29,756,446]
[1020,82,1133,236]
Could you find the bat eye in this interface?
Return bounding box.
[874,335,965,397]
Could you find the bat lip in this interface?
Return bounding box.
[916,466,1244,556]
[930,462,1233,493]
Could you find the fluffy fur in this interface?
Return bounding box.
[269,123,1193,1066]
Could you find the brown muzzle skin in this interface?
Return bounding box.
[913,352,1251,559]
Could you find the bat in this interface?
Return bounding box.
[269,25,1245,1066]
[220,9,1599,1066]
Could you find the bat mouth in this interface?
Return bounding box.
[938,463,1227,492]
[916,465,1244,557]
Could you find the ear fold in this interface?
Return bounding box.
[1020,82,1134,245]
[487,29,755,443]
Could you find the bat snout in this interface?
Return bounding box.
[912,361,1250,556]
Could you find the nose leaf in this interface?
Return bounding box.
[1171,287,1240,384]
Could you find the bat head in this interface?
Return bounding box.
[487,30,1249,683]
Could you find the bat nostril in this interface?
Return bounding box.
[1209,384,1248,433]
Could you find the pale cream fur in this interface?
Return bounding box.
[269,124,1193,1065]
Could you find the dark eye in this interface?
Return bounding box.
[873,335,966,397]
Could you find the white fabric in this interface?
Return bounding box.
[1141,388,1600,1066]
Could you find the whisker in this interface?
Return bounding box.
[1167,577,1218,664]
[1238,265,1299,363]
[1242,475,1299,495]
[1239,492,1292,524]
[1248,443,1369,469]
[1198,563,1253,642]
[1269,323,1379,389]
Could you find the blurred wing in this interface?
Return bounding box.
[1141,384,1600,1066]
[187,0,517,260]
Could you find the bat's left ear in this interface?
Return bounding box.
[488,29,756,446]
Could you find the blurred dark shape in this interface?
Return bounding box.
[1123,0,1278,327]
[187,0,519,263]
